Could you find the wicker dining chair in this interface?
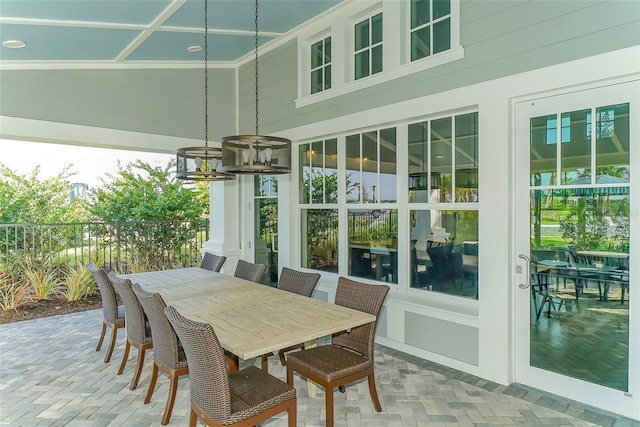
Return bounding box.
[108,272,153,390]
[131,283,188,425]
[200,252,227,272]
[164,306,297,427]
[261,267,321,371]
[233,259,267,283]
[286,277,389,427]
[87,263,125,363]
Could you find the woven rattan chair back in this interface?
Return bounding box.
[331,277,389,359]
[277,267,321,297]
[87,263,125,363]
[108,273,150,345]
[233,259,267,283]
[164,306,232,422]
[132,283,187,425]
[200,252,227,272]
[165,306,296,427]
[132,283,183,370]
[108,272,153,390]
[87,263,120,325]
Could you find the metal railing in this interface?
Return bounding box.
[0,220,209,273]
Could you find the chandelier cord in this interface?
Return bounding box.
[254,0,259,136]
[204,0,209,148]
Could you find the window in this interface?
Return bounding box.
[410,0,451,61]
[408,112,478,203]
[311,37,331,94]
[410,210,478,299]
[348,209,398,284]
[296,1,463,106]
[299,139,338,204]
[346,128,397,203]
[354,13,383,80]
[301,209,339,273]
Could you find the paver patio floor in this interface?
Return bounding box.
[0,309,636,426]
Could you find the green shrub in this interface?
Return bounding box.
[63,266,95,302]
[0,277,31,311]
[22,262,61,299]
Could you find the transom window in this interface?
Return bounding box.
[311,37,331,94]
[410,0,451,61]
[354,13,383,80]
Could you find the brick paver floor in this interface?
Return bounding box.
[1,309,637,426]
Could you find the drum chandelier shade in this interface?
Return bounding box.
[221,0,292,175]
[221,135,291,175]
[175,0,234,181]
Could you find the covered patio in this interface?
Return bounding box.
[0,309,619,427]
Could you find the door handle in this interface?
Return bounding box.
[518,254,530,289]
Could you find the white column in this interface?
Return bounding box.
[201,179,243,274]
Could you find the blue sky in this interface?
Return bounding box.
[1,139,174,188]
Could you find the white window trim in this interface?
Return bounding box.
[296,0,463,109]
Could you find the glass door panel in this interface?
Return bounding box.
[515,81,638,419]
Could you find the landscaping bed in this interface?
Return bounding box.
[0,293,102,325]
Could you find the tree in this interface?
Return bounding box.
[0,163,86,224]
[88,160,209,269]
[0,163,87,260]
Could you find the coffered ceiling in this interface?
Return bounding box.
[0,0,342,67]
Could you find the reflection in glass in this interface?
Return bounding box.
[348,209,398,284]
[346,134,361,203]
[379,127,397,203]
[409,209,478,299]
[299,144,311,204]
[324,139,338,203]
[362,132,377,202]
[411,0,430,28]
[431,117,452,202]
[560,109,590,184]
[301,209,338,273]
[529,190,629,391]
[529,102,630,391]
[255,177,278,285]
[300,139,338,205]
[411,27,430,61]
[530,114,558,187]
[596,103,630,183]
[433,18,450,54]
[454,112,478,201]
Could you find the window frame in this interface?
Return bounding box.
[295,0,463,108]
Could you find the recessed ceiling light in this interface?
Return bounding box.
[187,45,202,53]
[3,40,26,49]
[435,154,444,159]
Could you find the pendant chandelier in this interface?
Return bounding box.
[221,0,292,175]
[176,0,234,181]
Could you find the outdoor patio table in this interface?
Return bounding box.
[120,267,376,397]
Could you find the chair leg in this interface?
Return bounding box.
[286,365,293,386]
[367,372,382,412]
[117,340,131,374]
[189,408,197,427]
[96,322,107,351]
[144,362,159,404]
[104,325,118,363]
[130,348,146,390]
[288,399,296,427]
[326,386,334,427]
[161,372,179,425]
[261,354,269,373]
[339,385,345,393]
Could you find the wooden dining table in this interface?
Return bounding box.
[120,267,376,397]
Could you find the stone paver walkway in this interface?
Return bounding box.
[1,309,637,426]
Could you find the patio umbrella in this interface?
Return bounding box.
[555,175,630,197]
